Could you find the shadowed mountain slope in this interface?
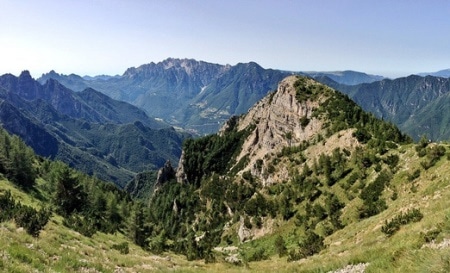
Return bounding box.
[0,71,188,186]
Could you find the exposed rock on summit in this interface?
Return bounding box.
[231,76,359,185]
[155,160,176,189]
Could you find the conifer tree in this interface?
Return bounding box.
[129,202,149,247]
[54,164,86,216]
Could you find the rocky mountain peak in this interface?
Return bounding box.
[222,76,361,186]
[175,75,362,186]
[230,76,322,184]
[122,58,227,80]
[17,70,40,101]
[19,70,33,80]
[161,58,203,73]
[40,70,60,79]
[155,160,176,190]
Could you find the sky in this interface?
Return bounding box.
[1,0,449,78]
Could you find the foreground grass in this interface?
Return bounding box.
[0,179,206,272]
[0,217,210,272]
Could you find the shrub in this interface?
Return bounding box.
[274,235,287,257]
[287,249,304,262]
[346,172,359,187]
[421,228,441,243]
[287,231,325,262]
[381,208,423,236]
[359,171,391,218]
[300,116,310,129]
[14,205,51,237]
[420,144,446,169]
[243,216,252,229]
[415,136,429,156]
[112,242,129,254]
[353,128,372,143]
[0,191,51,237]
[247,248,269,262]
[299,231,325,257]
[0,190,16,222]
[391,192,398,201]
[63,213,97,237]
[407,169,421,182]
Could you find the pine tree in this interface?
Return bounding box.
[9,137,36,188]
[129,202,149,247]
[54,164,86,216]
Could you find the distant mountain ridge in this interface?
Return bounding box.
[0,71,188,186]
[38,58,383,134]
[36,58,450,140]
[317,75,450,141]
[301,70,384,85]
[1,71,168,128]
[417,69,450,78]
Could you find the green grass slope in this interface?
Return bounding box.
[0,180,203,273]
[217,144,450,273]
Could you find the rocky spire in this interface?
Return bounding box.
[155,160,176,189]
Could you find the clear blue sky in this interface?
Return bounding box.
[1,0,449,78]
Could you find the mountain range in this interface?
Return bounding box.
[0,71,188,186]
[38,58,450,141]
[300,70,384,85]
[1,58,448,189]
[417,68,450,78]
[38,58,386,135]
[316,75,450,141]
[39,59,288,134]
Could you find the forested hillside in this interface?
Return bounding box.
[0,126,173,271]
[0,126,134,238]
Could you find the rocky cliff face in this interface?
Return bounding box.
[123,58,229,87]
[229,76,359,186]
[227,76,320,185]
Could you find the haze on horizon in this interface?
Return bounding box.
[1,0,449,79]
